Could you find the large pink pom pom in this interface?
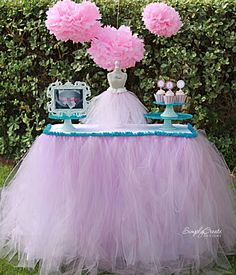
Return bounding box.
[87,26,145,70]
[45,0,101,43]
[142,2,182,37]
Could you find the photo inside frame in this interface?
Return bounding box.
[54,89,84,110]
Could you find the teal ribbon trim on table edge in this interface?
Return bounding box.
[43,124,198,138]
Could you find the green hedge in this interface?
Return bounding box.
[0,0,235,169]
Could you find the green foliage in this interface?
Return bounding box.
[0,0,235,169]
[0,164,11,186]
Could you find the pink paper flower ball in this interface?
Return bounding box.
[87,25,145,70]
[142,2,182,37]
[45,0,101,43]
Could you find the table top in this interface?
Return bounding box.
[43,123,198,138]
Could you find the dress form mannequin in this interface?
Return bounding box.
[84,61,147,126]
[107,61,127,90]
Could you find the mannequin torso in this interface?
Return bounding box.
[107,67,127,90]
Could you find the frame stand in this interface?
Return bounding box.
[61,119,76,132]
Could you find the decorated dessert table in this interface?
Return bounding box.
[0,0,236,274]
[1,123,235,274]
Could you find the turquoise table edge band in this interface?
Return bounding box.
[43,124,198,138]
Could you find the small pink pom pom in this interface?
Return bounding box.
[45,0,101,43]
[142,2,182,37]
[87,25,145,70]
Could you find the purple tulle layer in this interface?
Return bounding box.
[0,132,236,275]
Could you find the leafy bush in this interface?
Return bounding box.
[0,0,235,169]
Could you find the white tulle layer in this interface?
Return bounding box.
[84,88,148,125]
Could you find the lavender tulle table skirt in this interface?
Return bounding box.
[0,132,236,275]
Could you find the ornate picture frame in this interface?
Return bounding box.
[47,81,91,118]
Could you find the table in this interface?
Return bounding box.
[0,125,235,275]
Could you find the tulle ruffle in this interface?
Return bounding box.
[0,132,236,275]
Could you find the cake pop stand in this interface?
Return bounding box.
[145,101,195,135]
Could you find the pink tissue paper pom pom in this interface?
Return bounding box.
[142,2,182,37]
[45,0,101,43]
[87,25,145,71]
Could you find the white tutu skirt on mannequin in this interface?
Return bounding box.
[84,88,147,125]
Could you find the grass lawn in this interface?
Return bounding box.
[0,164,236,275]
[0,165,38,275]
